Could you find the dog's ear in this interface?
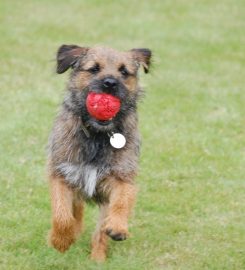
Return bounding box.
[56,44,89,74]
[131,48,152,73]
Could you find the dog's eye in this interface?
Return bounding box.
[119,65,129,77]
[88,63,100,74]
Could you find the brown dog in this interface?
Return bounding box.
[47,44,151,261]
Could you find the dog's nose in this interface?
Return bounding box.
[103,78,118,90]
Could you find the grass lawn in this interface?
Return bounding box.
[0,0,244,269]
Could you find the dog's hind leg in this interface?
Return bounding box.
[104,180,137,242]
[48,176,77,252]
[91,204,109,262]
[73,193,85,237]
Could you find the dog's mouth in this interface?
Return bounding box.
[86,117,115,133]
[84,90,122,131]
[96,119,113,126]
[79,80,134,133]
[86,92,121,121]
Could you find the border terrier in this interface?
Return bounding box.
[47,44,152,261]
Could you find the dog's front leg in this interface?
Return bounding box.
[91,204,109,262]
[104,180,137,241]
[48,176,77,252]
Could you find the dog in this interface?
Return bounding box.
[47,44,152,262]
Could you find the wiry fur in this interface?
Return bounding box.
[48,106,140,201]
[47,45,151,262]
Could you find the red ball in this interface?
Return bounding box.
[86,92,121,121]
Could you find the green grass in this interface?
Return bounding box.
[0,0,245,269]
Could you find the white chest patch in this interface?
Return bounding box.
[82,165,98,197]
[56,163,99,197]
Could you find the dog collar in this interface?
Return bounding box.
[79,117,90,138]
[79,117,126,149]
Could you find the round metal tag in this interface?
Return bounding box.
[110,133,126,149]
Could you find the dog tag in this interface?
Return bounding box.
[110,133,126,149]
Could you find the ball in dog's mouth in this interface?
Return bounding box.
[86,92,121,121]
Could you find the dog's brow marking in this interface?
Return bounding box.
[83,60,96,70]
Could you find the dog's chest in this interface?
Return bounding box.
[81,132,113,165]
[56,132,117,199]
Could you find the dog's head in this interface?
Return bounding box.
[56,45,152,132]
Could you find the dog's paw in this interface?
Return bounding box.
[105,228,128,241]
[49,230,75,253]
[104,218,129,241]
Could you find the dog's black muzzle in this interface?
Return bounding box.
[77,77,134,133]
[89,77,127,100]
